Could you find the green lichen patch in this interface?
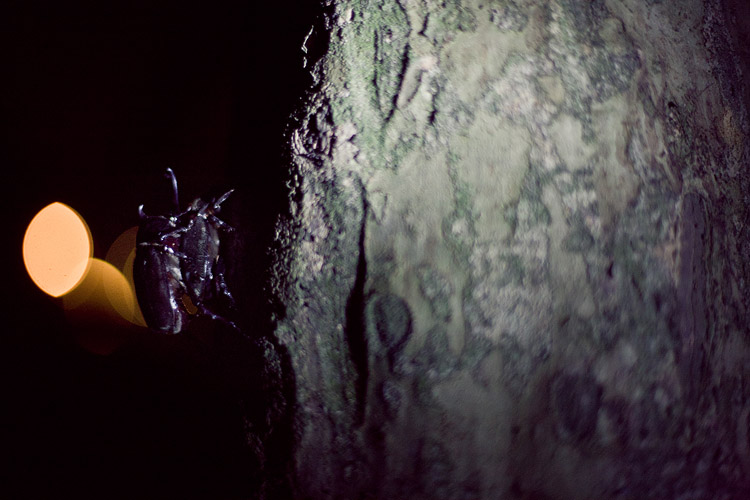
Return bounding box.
[550,113,596,171]
[586,50,640,102]
[411,324,458,381]
[562,219,595,252]
[449,112,531,243]
[423,0,478,46]
[440,22,523,105]
[417,267,454,322]
[488,0,529,32]
[370,0,410,121]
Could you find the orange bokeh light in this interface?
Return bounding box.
[23,203,146,332]
[23,202,93,297]
[104,226,146,327]
[62,258,146,328]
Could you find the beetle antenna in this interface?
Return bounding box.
[165,167,180,213]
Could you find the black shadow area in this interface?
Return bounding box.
[0,1,322,498]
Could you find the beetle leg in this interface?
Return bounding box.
[213,189,234,210]
[212,257,236,308]
[196,303,240,333]
[157,224,192,240]
[207,214,235,232]
[137,242,189,259]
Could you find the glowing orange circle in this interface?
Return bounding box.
[22,202,93,297]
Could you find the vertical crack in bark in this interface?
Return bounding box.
[372,0,411,123]
[345,186,369,425]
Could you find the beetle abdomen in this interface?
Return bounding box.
[133,245,189,334]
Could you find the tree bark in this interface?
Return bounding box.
[272,1,750,498]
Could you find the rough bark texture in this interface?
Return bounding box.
[271,0,750,498]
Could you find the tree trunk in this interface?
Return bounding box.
[272,0,750,498]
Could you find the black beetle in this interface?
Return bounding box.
[179,189,236,311]
[133,168,237,334]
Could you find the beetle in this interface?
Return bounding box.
[133,168,237,334]
[179,189,236,312]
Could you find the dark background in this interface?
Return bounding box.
[2,1,321,497]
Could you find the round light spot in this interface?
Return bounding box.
[23,202,93,297]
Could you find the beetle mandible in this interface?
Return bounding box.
[133,168,237,334]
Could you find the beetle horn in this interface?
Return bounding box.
[165,167,180,213]
[138,204,147,219]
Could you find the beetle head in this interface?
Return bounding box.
[185,189,234,218]
[136,210,178,245]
